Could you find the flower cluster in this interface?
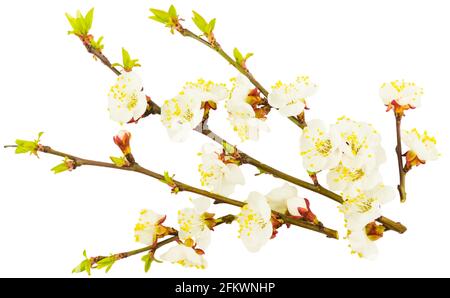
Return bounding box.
[135,199,212,269]
[380,81,439,197]
[160,79,228,141]
[300,116,389,257]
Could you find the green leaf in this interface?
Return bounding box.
[168,5,177,18]
[51,162,69,174]
[96,256,116,273]
[119,48,141,71]
[110,156,127,167]
[72,250,91,276]
[233,48,253,66]
[192,11,208,33]
[233,48,243,64]
[72,259,90,274]
[206,18,216,34]
[141,254,154,273]
[14,146,30,154]
[122,48,131,67]
[14,140,36,154]
[65,8,94,36]
[162,171,174,185]
[90,36,104,51]
[14,132,43,155]
[222,141,236,155]
[76,10,87,35]
[149,8,170,24]
[65,13,77,33]
[84,8,94,32]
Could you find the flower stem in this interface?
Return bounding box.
[72,34,406,234]
[6,144,338,239]
[395,114,407,203]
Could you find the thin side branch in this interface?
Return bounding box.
[6,145,339,239]
[93,214,236,264]
[395,114,407,203]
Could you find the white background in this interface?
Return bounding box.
[1,0,449,277]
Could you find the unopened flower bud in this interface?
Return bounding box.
[365,222,385,241]
[113,130,132,155]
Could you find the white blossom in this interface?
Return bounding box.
[380,80,423,108]
[265,183,307,216]
[402,129,439,162]
[327,163,382,196]
[268,76,317,117]
[134,209,166,245]
[161,94,203,142]
[330,117,386,171]
[227,76,268,141]
[198,144,244,196]
[237,192,273,252]
[160,244,207,269]
[182,79,228,103]
[108,71,147,123]
[178,197,212,250]
[340,185,395,259]
[300,119,341,172]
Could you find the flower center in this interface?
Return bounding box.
[345,132,367,155]
[238,205,267,236]
[127,93,138,110]
[353,195,376,213]
[183,109,194,122]
[349,168,365,182]
[315,139,332,156]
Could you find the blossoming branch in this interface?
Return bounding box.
[5,5,440,274]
